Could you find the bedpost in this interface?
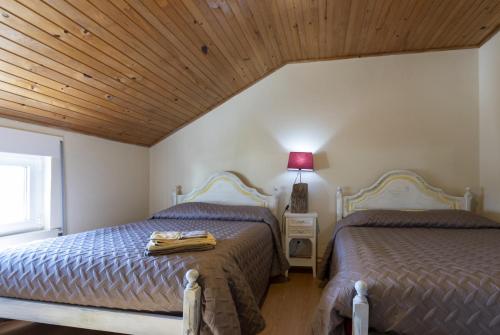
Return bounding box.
[183,269,201,335]
[352,280,369,335]
[271,186,279,218]
[336,187,343,222]
[172,185,182,206]
[464,187,472,211]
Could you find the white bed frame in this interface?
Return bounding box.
[0,171,277,335]
[337,170,473,335]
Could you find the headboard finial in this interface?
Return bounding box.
[336,186,344,222]
[172,185,183,206]
[464,187,473,211]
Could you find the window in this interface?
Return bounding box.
[0,126,63,244]
[0,152,51,236]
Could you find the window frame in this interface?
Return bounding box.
[0,152,51,237]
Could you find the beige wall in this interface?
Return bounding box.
[0,118,149,234]
[150,49,480,253]
[479,32,500,220]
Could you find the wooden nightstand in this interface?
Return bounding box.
[284,212,318,277]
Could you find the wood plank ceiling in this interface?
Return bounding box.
[0,0,499,146]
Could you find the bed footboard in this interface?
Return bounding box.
[352,280,369,335]
[183,269,201,335]
[0,269,202,335]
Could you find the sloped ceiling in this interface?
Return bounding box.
[0,0,499,146]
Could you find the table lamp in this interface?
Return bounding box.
[287,152,314,213]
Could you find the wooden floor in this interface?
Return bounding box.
[260,272,323,335]
[0,272,322,335]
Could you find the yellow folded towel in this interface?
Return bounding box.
[145,231,217,256]
[147,233,217,250]
[150,230,209,241]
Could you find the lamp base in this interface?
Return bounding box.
[291,183,308,213]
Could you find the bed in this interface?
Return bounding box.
[0,171,289,335]
[312,170,500,335]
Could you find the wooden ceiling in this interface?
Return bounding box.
[0,0,498,146]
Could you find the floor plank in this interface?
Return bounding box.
[0,272,322,335]
[261,272,323,335]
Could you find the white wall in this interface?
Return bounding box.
[150,49,480,253]
[479,32,500,220]
[0,118,149,234]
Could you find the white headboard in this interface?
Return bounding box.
[172,171,278,217]
[336,170,473,222]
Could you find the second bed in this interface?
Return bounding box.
[313,170,500,335]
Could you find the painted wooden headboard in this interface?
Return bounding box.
[336,170,473,222]
[172,171,278,217]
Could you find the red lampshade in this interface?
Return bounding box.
[287,152,314,171]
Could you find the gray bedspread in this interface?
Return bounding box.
[313,210,500,335]
[0,203,289,335]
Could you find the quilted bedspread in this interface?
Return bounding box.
[0,203,289,335]
[313,210,500,335]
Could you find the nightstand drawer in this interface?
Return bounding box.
[287,218,314,227]
[288,225,314,237]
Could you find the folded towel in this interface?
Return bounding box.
[181,230,208,239]
[150,231,181,241]
[145,244,215,256]
[149,230,208,241]
[147,233,216,249]
[145,231,216,256]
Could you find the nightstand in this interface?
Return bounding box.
[284,212,318,277]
